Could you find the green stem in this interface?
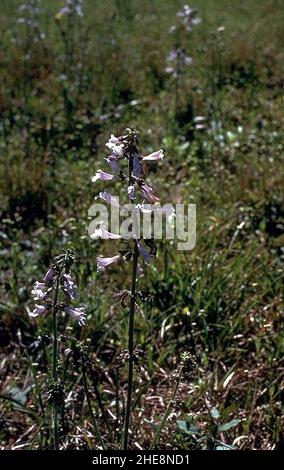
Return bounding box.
[123,240,139,450]
[81,352,105,450]
[52,277,60,450]
[115,367,120,442]
[150,364,183,449]
[88,359,113,442]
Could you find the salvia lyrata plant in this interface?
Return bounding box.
[29,249,86,449]
[91,127,168,449]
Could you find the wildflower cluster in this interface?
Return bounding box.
[29,249,86,326]
[56,0,84,19]
[175,4,201,32]
[17,0,45,41]
[91,128,167,275]
[166,4,201,77]
[165,49,192,78]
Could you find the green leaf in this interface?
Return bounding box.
[218,419,241,432]
[177,420,201,436]
[210,407,221,420]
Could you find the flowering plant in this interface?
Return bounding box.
[91,127,166,449]
[29,249,85,450]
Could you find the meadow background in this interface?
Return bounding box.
[0,0,283,450]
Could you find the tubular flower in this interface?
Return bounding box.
[91,170,117,183]
[142,150,164,161]
[97,255,121,272]
[61,273,78,300]
[64,306,86,326]
[139,182,160,204]
[106,134,125,157]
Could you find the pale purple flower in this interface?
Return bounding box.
[91,226,121,240]
[105,157,121,174]
[106,134,124,157]
[43,266,58,285]
[97,254,121,272]
[65,306,86,326]
[142,150,164,161]
[99,190,121,208]
[127,185,135,200]
[29,304,50,318]
[140,182,160,204]
[137,241,152,264]
[168,50,179,61]
[31,281,51,301]
[61,273,78,300]
[165,49,192,76]
[91,169,116,183]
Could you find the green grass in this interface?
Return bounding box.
[0,0,283,450]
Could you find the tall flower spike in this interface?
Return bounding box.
[91,128,166,450]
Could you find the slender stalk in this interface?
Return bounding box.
[88,360,113,442]
[123,240,139,450]
[51,277,60,450]
[150,364,183,449]
[115,367,120,442]
[81,352,105,450]
[123,137,139,450]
